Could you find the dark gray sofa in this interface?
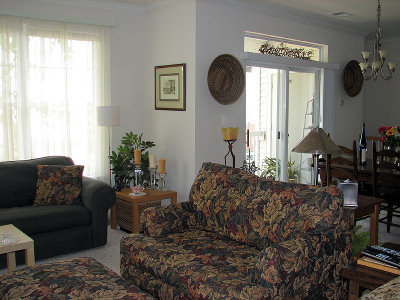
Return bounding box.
[0,156,116,268]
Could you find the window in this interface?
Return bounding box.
[244,31,325,62]
[0,15,110,179]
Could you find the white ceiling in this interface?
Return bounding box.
[104,0,400,38]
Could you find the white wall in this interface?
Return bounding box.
[195,0,366,173]
[364,38,400,149]
[145,0,196,202]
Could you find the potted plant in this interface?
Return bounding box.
[260,157,299,182]
[109,132,155,190]
[352,225,370,258]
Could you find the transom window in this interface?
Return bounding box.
[244,31,325,62]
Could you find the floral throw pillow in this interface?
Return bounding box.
[33,165,84,207]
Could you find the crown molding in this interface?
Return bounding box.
[143,0,183,14]
[199,0,368,37]
[40,0,146,14]
[39,0,187,15]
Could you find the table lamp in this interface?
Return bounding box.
[292,126,342,185]
[97,106,120,185]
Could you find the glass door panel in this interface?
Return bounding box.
[246,66,320,183]
[288,71,320,184]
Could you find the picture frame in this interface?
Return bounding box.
[155,63,186,111]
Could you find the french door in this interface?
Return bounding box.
[246,66,321,183]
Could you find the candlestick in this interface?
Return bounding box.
[158,159,166,174]
[129,163,145,196]
[224,140,236,168]
[134,149,141,164]
[158,172,167,191]
[148,167,158,189]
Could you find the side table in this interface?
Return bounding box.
[111,188,177,233]
[340,242,400,300]
[345,195,383,245]
[0,224,35,272]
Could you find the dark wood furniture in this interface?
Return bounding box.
[325,141,358,185]
[346,195,384,245]
[340,242,400,300]
[111,188,177,233]
[372,142,400,232]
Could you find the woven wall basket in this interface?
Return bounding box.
[207,54,245,105]
[342,60,364,97]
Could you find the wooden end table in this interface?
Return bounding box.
[111,188,177,233]
[345,194,383,245]
[340,242,400,300]
[0,224,35,272]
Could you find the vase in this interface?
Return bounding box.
[383,145,400,165]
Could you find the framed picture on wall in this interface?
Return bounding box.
[155,63,186,111]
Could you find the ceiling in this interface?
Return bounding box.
[105,0,400,38]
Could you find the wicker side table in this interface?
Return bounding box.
[111,189,177,233]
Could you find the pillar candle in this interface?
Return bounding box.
[149,154,156,168]
[134,149,141,164]
[158,159,166,174]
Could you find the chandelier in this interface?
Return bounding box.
[359,0,396,80]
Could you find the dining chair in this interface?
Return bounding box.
[359,135,384,152]
[372,141,400,232]
[325,141,358,185]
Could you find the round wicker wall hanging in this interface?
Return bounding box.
[207,54,245,105]
[342,60,364,97]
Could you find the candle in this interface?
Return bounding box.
[158,159,166,174]
[134,149,141,164]
[149,154,156,168]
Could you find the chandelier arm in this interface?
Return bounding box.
[361,66,374,81]
[380,64,394,80]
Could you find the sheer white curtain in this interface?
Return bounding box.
[0,15,110,179]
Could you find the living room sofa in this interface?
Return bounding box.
[121,162,353,299]
[0,156,115,268]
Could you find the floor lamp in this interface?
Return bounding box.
[292,127,342,185]
[97,106,120,186]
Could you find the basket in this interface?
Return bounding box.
[207,54,245,105]
[116,197,161,232]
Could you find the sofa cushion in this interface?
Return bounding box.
[189,162,344,250]
[0,205,91,235]
[0,156,74,208]
[121,230,269,299]
[0,257,155,300]
[34,165,84,207]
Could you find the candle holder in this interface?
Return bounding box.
[158,172,167,191]
[148,167,158,189]
[240,147,259,174]
[129,164,146,196]
[224,140,236,168]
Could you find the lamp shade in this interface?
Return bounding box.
[97,106,120,127]
[291,127,342,155]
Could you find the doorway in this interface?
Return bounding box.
[246,66,320,183]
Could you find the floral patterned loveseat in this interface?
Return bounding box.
[120,162,353,299]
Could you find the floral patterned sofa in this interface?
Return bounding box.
[120,162,353,299]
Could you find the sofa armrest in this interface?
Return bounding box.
[253,231,353,300]
[81,177,116,246]
[140,201,197,236]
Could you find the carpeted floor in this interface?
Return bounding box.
[1,214,399,276]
